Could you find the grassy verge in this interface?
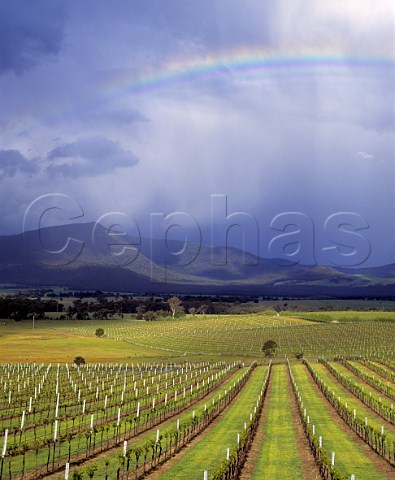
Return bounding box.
[0,322,164,363]
[157,366,268,480]
[313,364,395,449]
[350,362,395,388]
[328,361,395,407]
[250,364,304,479]
[292,364,387,480]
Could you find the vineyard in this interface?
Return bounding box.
[0,313,394,478]
[54,313,395,359]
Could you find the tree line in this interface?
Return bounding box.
[0,294,269,321]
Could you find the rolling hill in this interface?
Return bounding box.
[0,222,394,297]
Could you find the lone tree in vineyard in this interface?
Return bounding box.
[167,296,184,318]
[261,340,277,357]
[73,356,86,365]
[95,327,105,337]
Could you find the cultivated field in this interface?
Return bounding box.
[0,312,394,479]
[53,312,395,359]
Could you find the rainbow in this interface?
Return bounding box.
[102,48,395,97]
[1,48,394,145]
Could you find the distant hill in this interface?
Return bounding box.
[339,264,395,279]
[0,222,394,297]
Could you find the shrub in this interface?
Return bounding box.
[95,328,105,337]
[261,340,277,357]
[73,356,86,366]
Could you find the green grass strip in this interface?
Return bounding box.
[352,362,395,388]
[251,364,304,480]
[315,364,395,446]
[292,364,386,480]
[159,366,267,480]
[63,366,252,479]
[329,362,394,407]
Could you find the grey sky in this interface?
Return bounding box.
[0,0,394,266]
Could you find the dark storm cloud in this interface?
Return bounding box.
[0,0,65,75]
[0,0,393,266]
[0,149,37,176]
[46,136,139,178]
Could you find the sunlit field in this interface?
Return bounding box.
[1,312,395,479]
[52,312,395,359]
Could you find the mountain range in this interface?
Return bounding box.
[0,222,394,298]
